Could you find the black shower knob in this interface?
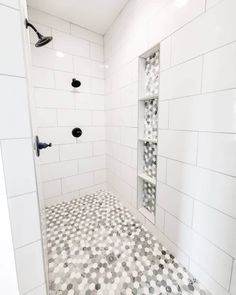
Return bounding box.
[71,78,81,88]
[72,127,82,138]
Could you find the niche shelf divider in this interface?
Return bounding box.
[137,45,160,224]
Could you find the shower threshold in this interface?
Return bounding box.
[46,191,208,295]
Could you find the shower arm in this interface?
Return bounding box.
[25,19,43,39]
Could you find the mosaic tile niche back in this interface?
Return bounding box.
[139,50,159,215]
[46,191,209,295]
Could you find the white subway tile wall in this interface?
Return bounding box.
[0,1,46,294]
[28,6,106,205]
[104,0,236,294]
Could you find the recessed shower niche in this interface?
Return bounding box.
[137,46,160,223]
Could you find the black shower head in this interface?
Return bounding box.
[35,32,53,47]
[71,78,81,88]
[25,19,53,48]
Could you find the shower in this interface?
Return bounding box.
[25,19,53,47]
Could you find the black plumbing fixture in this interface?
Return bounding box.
[72,128,82,138]
[25,19,53,47]
[35,136,52,157]
[71,78,81,88]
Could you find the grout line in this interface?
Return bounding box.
[160,39,236,72]
[28,6,104,45]
[163,209,235,260]
[159,127,236,135]
[15,238,42,250]
[228,258,235,292]
[158,178,236,222]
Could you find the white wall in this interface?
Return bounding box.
[28,7,106,205]
[104,0,236,294]
[0,0,46,294]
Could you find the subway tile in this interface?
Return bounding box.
[91,78,104,95]
[147,0,205,51]
[206,0,224,9]
[157,156,167,183]
[231,260,236,295]
[38,127,75,145]
[159,57,202,100]
[120,82,138,107]
[15,241,45,294]
[42,179,61,199]
[160,37,171,71]
[202,42,236,93]
[39,145,60,164]
[92,111,106,126]
[157,183,193,226]
[198,133,236,176]
[41,160,77,181]
[0,76,31,139]
[169,90,236,133]
[57,110,92,126]
[93,141,106,156]
[37,108,57,127]
[94,169,106,184]
[32,67,54,88]
[90,43,104,61]
[106,127,121,143]
[71,24,103,45]
[190,261,231,295]
[79,156,106,173]
[35,88,74,109]
[165,213,233,288]
[119,106,137,127]
[75,93,104,110]
[167,159,236,220]
[60,143,93,161]
[90,61,105,79]
[158,130,198,164]
[74,56,91,76]
[1,139,36,197]
[0,6,25,76]
[195,168,236,219]
[167,160,197,197]
[119,163,137,189]
[62,173,93,193]
[53,30,90,58]
[25,284,47,295]
[120,127,137,148]
[31,46,73,72]
[28,7,70,33]
[172,0,236,64]
[8,192,41,248]
[80,127,105,142]
[158,101,169,129]
[0,0,18,8]
[193,201,236,258]
[155,206,165,232]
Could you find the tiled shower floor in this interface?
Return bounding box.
[46,191,208,295]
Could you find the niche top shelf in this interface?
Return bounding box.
[138,95,158,101]
[138,173,156,185]
[138,137,157,143]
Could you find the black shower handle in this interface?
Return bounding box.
[38,142,52,149]
[35,135,52,157]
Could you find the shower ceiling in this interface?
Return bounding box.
[27,0,129,34]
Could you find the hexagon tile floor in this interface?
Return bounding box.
[46,191,209,295]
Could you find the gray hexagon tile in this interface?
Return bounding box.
[46,191,209,295]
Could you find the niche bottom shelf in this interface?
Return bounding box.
[139,206,155,224]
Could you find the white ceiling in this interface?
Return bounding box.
[27,0,129,35]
